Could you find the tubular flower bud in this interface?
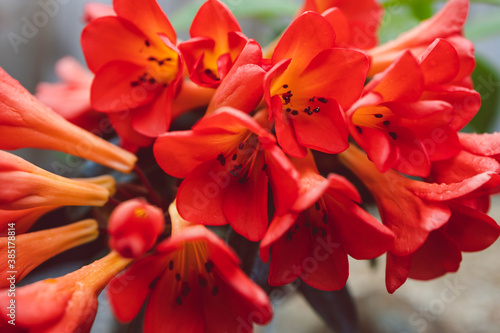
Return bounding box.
[0,150,110,210]
[0,176,115,236]
[0,206,57,236]
[107,202,273,333]
[0,219,99,287]
[0,67,137,173]
[0,251,131,333]
[108,198,164,259]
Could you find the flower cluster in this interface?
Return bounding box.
[1,0,499,332]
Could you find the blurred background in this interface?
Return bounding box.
[1,0,499,332]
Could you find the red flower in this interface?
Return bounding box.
[108,203,272,333]
[264,12,369,157]
[298,0,383,49]
[179,0,247,88]
[368,0,474,80]
[36,56,104,131]
[81,0,183,137]
[206,40,266,114]
[108,198,165,258]
[154,108,299,241]
[340,146,500,292]
[347,39,480,177]
[387,200,500,290]
[0,67,137,173]
[260,151,394,290]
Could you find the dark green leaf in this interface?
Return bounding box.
[469,55,500,133]
[298,283,358,333]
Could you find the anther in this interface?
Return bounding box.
[199,275,208,287]
[291,110,299,116]
[130,81,139,87]
[212,285,219,296]
[283,84,289,88]
[262,164,267,171]
[181,282,191,297]
[313,107,320,113]
[389,132,398,140]
[312,226,319,236]
[383,120,390,126]
[176,296,183,305]
[232,154,237,161]
[317,97,328,103]
[145,40,150,47]
[315,202,320,211]
[322,213,328,224]
[205,260,214,273]
[175,273,181,282]
[374,114,383,118]
[169,260,174,271]
[355,126,363,134]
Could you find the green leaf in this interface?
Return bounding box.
[222,0,298,18]
[377,5,420,44]
[469,55,500,133]
[168,0,297,32]
[470,0,500,5]
[465,10,500,41]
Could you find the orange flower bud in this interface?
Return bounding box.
[0,67,136,173]
[0,219,99,287]
[108,199,164,258]
[0,251,130,332]
[0,151,110,210]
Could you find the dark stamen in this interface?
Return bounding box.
[175,273,181,282]
[130,81,139,87]
[383,120,390,126]
[312,226,319,236]
[286,231,293,241]
[313,107,320,113]
[315,202,320,211]
[232,154,237,161]
[181,282,191,297]
[262,164,267,171]
[317,97,328,103]
[205,260,214,273]
[322,213,328,224]
[176,296,183,305]
[374,114,383,118]
[291,110,299,116]
[169,260,174,271]
[283,84,289,88]
[145,40,150,47]
[199,275,208,287]
[355,126,363,134]
[389,132,398,140]
[212,285,219,296]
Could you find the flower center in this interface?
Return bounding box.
[274,83,328,118]
[164,241,220,306]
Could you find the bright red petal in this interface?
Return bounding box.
[272,12,335,74]
[114,0,176,42]
[90,60,157,112]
